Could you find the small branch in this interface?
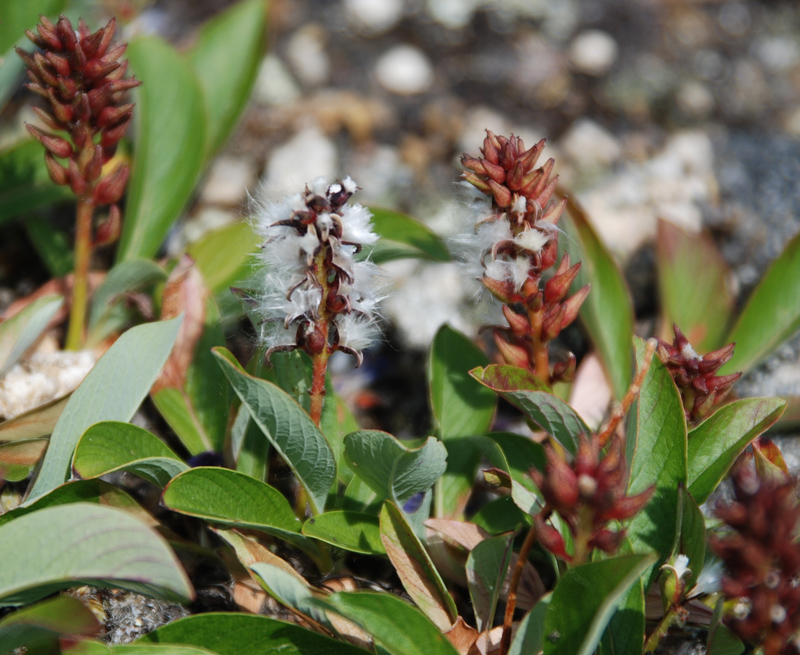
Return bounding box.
[308,345,330,427]
[501,523,538,655]
[597,338,657,447]
[65,198,93,351]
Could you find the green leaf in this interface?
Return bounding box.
[212,347,336,514]
[26,317,182,502]
[723,230,800,374]
[677,485,706,588]
[466,534,513,632]
[72,421,188,487]
[139,612,370,655]
[0,294,63,378]
[625,337,687,587]
[380,502,457,630]
[0,0,67,54]
[187,0,266,156]
[510,595,552,655]
[0,438,47,481]
[187,221,259,294]
[474,432,545,515]
[471,496,527,535]
[152,290,229,455]
[0,594,100,655]
[429,325,496,438]
[25,217,73,277]
[302,511,385,555]
[706,600,745,655]
[319,591,460,655]
[87,260,167,345]
[561,199,634,400]
[0,503,193,606]
[687,397,785,505]
[543,554,656,655]
[598,578,644,655]
[656,220,734,352]
[471,366,588,454]
[118,37,207,261]
[0,394,69,442]
[344,431,447,505]
[0,479,156,529]
[429,325,495,518]
[161,467,302,545]
[249,563,332,631]
[364,208,451,263]
[0,139,71,227]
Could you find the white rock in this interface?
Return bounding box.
[253,54,300,105]
[568,29,618,76]
[374,45,434,95]
[345,0,404,34]
[676,80,715,118]
[262,124,338,196]
[754,36,800,73]
[575,130,716,258]
[426,0,479,29]
[0,350,96,420]
[286,25,329,86]
[199,156,257,206]
[559,118,622,169]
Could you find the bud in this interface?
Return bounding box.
[93,164,129,205]
[94,204,122,246]
[25,123,72,158]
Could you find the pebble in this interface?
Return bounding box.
[575,131,715,258]
[199,156,257,206]
[286,25,330,87]
[253,54,300,106]
[568,29,619,77]
[261,124,338,196]
[0,350,96,420]
[345,0,405,35]
[426,0,479,30]
[374,45,435,95]
[676,80,715,118]
[559,118,622,170]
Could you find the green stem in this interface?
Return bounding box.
[65,198,93,351]
[642,606,681,655]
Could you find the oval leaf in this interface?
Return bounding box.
[117,37,207,261]
[0,594,100,655]
[380,502,457,630]
[429,325,496,518]
[561,196,634,400]
[471,366,588,454]
[302,511,385,555]
[187,221,259,294]
[212,347,336,514]
[0,438,48,481]
[723,230,800,374]
[320,591,460,655]
[344,431,447,505]
[73,421,187,487]
[543,554,655,655]
[0,503,193,606]
[0,294,63,378]
[687,397,786,505]
[187,0,266,156]
[26,317,182,503]
[162,467,302,543]
[139,612,370,655]
[466,534,514,632]
[364,208,451,263]
[625,337,687,586]
[510,595,552,655]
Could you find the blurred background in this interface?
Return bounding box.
[3,0,800,432]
